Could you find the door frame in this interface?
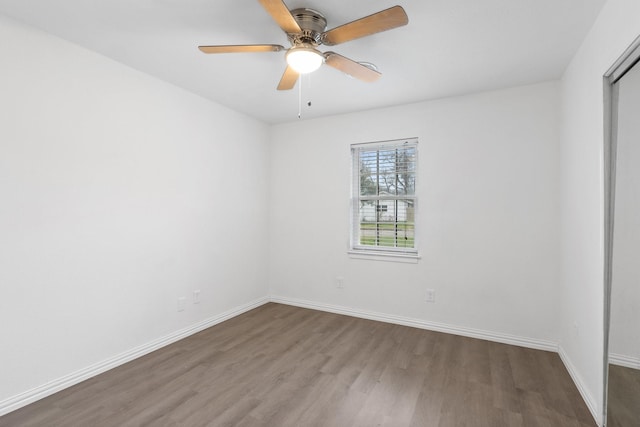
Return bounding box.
[602,33,640,426]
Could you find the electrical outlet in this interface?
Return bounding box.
[425,289,436,303]
[336,276,345,289]
[177,297,187,312]
[193,290,201,304]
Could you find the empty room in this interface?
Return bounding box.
[1,0,639,426]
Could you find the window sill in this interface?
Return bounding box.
[348,250,420,263]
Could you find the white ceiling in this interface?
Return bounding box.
[0,0,606,124]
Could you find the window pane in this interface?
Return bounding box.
[358,200,415,248]
[359,151,378,196]
[396,147,416,195]
[359,147,416,197]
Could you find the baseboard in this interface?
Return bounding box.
[269,296,558,352]
[0,296,270,417]
[609,352,640,369]
[558,345,600,426]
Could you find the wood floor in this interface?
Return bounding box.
[0,303,596,427]
[607,364,640,427]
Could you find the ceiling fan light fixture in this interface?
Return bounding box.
[286,46,324,74]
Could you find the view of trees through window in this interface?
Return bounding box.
[354,141,417,251]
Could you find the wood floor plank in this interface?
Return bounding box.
[607,364,640,427]
[0,303,597,427]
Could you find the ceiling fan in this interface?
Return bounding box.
[198,0,408,90]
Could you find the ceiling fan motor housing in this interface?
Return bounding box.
[288,8,327,46]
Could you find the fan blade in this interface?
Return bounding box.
[277,66,299,90]
[322,6,408,46]
[258,0,301,34]
[198,44,284,54]
[324,52,381,82]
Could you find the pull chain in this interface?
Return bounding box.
[298,74,312,119]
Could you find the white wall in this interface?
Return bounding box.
[609,61,640,365]
[269,82,561,345]
[559,0,640,422]
[0,15,269,408]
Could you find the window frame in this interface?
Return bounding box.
[350,138,419,260]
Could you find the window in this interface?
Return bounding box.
[351,138,418,256]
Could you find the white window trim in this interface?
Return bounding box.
[350,138,419,261]
[348,249,421,263]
